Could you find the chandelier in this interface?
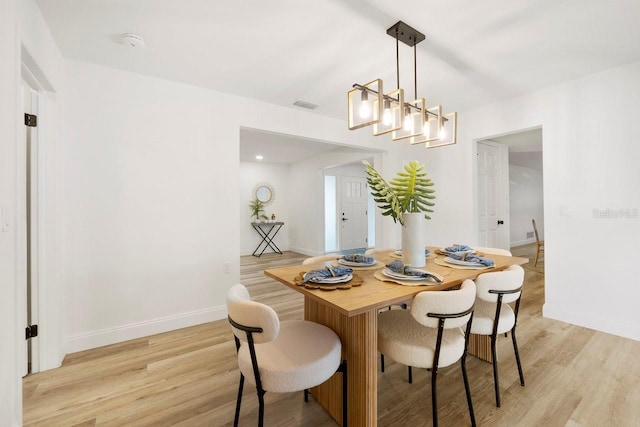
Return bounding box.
[348,21,457,148]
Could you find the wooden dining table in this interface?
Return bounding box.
[264,248,528,427]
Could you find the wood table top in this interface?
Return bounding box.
[264,248,528,317]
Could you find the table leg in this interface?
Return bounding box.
[305,298,377,427]
[468,333,493,363]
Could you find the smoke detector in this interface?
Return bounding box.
[121,33,145,48]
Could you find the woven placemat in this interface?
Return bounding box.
[389,252,437,260]
[293,272,364,291]
[433,257,491,270]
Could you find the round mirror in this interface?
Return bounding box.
[255,184,274,205]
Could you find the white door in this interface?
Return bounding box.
[477,141,509,249]
[339,176,368,250]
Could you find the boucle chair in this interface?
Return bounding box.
[301,254,340,265]
[474,246,512,256]
[378,280,477,427]
[226,284,347,427]
[364,247,395,256]
[470,265,525,407]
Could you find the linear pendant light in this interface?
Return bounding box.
[347,21,457,148]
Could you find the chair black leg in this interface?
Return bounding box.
[233,373,245,427]
[431,367,438,427]
[381,353,385,372]
[340,360,348,427]
[511,328,525,386]
[257,389,266,427]
[461,356,476,427]
[491,335,501,407]
[304,389,309,402]
[408,366,413,384]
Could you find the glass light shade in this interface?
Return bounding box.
[348,79,383,130]
[427,112,457,148]
[392,98,425,140]
[409,105,442,145]
[372,89,404,136]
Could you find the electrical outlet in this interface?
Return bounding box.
[526,231,534,239]
[223,262,231,274]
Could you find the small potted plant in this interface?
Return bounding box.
[364,160,435,267]
[249,198,269,222]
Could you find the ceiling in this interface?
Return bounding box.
[490,128,542,152]
[239,129,345,164]
[36,0,640,123]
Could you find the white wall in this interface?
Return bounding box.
[454,61,640,341]
[239,161,290,255]
[0,0,21,423]
[509,151,544,246]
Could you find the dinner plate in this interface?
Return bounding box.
[444,257,484,267]
[382,268,433,281]
[305,273,353,284]
[394,249,430,256]
[338,259,375,267]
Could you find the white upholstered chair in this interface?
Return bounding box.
[474,246,512,256]
[364,247,395,256]
[470,265,525,407]
[378,280,477,427]
[301,254,340,265]
[226,284,347,427]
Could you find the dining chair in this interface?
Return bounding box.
[474,246,512,256]
[532,219,544,266]
[470,265,525,407]
[226,284,347,427]
[378,280,477,427]
[364,247,395,256]
[301,254,340,265]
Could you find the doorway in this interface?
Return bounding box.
[477,127,544,253]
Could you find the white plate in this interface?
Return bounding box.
[394,250,430,256]
[444,257,485,267]
[305,273,353,284]
[338,258,375,267]
[382,268,433,281]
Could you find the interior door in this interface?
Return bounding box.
[477,140,509,249]
[339,176,368,250]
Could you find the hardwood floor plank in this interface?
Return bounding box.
[23,246,640,426]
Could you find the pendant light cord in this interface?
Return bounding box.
[396,34,400,90]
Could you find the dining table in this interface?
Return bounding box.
[264,247,528,427]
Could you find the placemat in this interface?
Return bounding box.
[293,272,364,291]
[389,252,438,260]
[332,260,385,270]
[373,270,441,287]
[433,257,492,270]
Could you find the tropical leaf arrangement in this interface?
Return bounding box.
[249,198,269,221]
[364,160,435,225]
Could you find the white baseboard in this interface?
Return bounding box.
[288,245,317,256]
[64,305,228,354]
[543,303,640,342]
[511,238,536,247]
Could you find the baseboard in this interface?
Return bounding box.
[288,245,317,256]
[543,303,640,342]
[64,305,228,354]
[511,238,536,247]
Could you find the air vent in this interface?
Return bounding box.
[293,100,318,110]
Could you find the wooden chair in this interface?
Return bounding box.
[470,265,526,407]
[378,280,477,427]
[226,284,347,427]
[532,219,544,266]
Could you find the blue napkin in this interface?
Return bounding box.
[447,252,495,267]
[444,244,473,253]
[303,265,353,283]
[342,254,374,264]
[386,260,442,282]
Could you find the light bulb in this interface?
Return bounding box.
[382,107,392,126]
[358,90,370,119]
[404,114,413,132]
[439,127,447,139]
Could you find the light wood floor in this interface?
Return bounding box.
[23,245,640,426]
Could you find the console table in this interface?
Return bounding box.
[250,222,284,257]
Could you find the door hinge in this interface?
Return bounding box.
[24,113,37,127]
[25,324,38,340]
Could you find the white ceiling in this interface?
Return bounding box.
[491,128,542,152]
[239,129,345,164]
[36,0,640,123]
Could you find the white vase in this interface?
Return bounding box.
[402,212,426,268]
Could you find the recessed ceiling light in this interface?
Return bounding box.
[255,155,264,160]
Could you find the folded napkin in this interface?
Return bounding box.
[447,252,495,267]
[303,265,353,283]
[444,244,473,253]
[386,260,442,282]
[342,254,374,264]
